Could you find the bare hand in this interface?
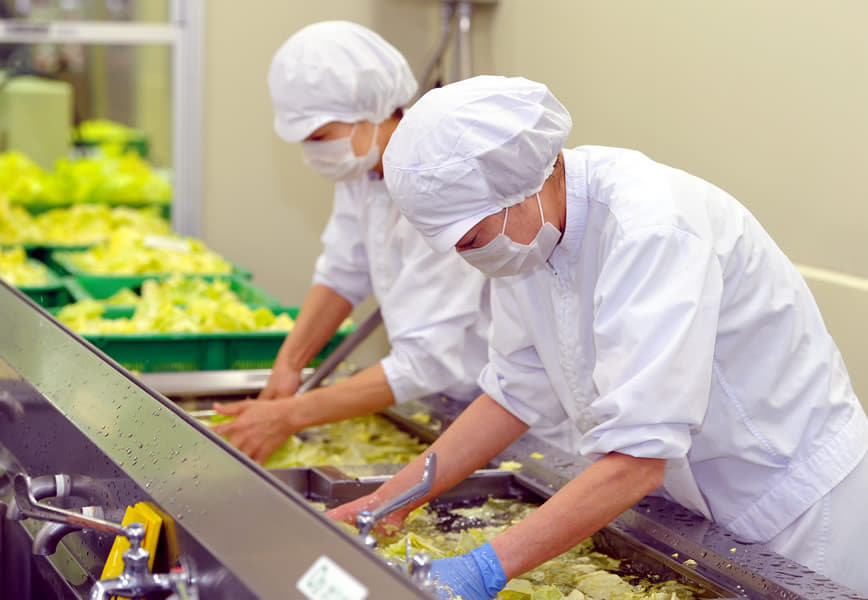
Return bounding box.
[211,399,296,464]
[258,367,302,400]
[326,493,408,536]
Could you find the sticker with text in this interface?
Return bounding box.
[297,555,369,600]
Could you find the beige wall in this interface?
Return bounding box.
[203,1,867,403]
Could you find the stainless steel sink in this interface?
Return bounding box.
[270,465,760,599]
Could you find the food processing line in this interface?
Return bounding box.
[1,279,865,600]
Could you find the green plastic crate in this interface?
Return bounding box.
[65,274,283,311]
[51,251,252,295]
[8,260,73,308]
[73,308,354,373]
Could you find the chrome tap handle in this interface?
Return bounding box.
[409,551,433,584]
[355,452,437,548]
[13,474,129,537]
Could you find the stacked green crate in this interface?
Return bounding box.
[0,247,72,308]
[54,275,355,372]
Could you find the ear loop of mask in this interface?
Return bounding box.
[502,193,544,238]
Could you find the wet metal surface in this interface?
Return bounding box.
[0,281,431,599]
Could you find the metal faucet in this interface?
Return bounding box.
[6,473,110,520]
[33,505,107,555]
[355,452,438,549]
[12,474,198,600]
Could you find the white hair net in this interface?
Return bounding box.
[383,75,572,252]
[268,21,418,142]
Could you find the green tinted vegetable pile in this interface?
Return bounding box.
[208,413,428,468]
[62,229,231,275]
[0,149,170,206]
[326,498,703,600]
[56,296,294,335]
[0,247,50,286]
[0,196,169,246]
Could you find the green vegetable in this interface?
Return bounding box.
[332,497,703,600]
[0,247,50,286]
[63,230,231,275]
[1,148,170,207]
[0,196,169,246]
[205,414,428,468]
[56,294,295,335]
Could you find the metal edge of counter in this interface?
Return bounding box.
[0,281,431,599]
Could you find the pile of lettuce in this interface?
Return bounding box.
[345,498,703,600]
[56,296,294,335]
[0,247,50,286]
[0,151,56,205]
[0,196,169,246]
[263,415,429,468]
[62,230,232,275]
[0,149,170,206]
[206,413,429,468]
[101,276,251,307]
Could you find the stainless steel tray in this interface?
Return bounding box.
[271,466,753,599]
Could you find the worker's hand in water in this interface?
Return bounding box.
[211,399,296,464]
[326,493,406,537]
[257,366,302,400]
[429,542,506,600]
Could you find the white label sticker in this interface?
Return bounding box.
[143,234,191,252]
[297,555,369,600]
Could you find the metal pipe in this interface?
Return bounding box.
[415,0,456,101]
[32,506,105,555]
[295,308,383,395]
[355,452,437,548]
[453,1,473,81]
[7,473,110,520]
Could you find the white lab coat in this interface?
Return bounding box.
[314,174,490,403]
[479,146,868,547]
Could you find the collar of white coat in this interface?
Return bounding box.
[549,147,589,267]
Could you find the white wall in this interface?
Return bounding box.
[202,1,867,405]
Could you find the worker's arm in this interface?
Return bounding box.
[327,394,530,530]
[426,453,666,599]
[212,363,395,464]
[259,283,353,399]
[491,452,665,578]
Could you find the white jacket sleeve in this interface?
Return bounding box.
[312,183,374,306]
[581,226,723,460]
[379,219,490,403]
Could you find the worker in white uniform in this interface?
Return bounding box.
[328,75,868,598]
[212,22,491,464]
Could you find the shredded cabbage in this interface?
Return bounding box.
[0,247,50,286]
[62,229,231,275]
[0,148,170,206]
[322,497,704,600]
[56,295,295,335]
[0,196,169,246]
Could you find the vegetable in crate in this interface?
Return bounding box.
[0,197,169,246]
[0,151,60,204]
[0,247,50,286]
[55,296,295,335]
[64,230,232,275]
[52,152,170,206]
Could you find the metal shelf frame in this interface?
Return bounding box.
[0,0,204,237]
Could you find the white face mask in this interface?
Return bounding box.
[301,122,380,181]
[460,193,561,278]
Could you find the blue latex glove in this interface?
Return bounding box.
[429,542,507,600]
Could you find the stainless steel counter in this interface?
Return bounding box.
[2,278,865,599]
[0,281,429,599]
